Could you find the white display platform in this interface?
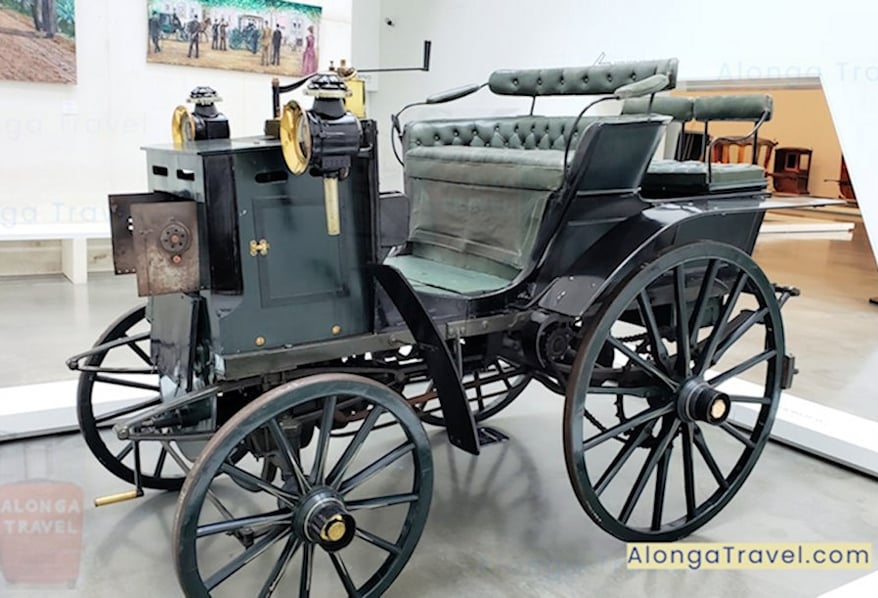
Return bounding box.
[0,223,111,284]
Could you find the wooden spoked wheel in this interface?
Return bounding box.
[564,242,784,541]
[76,305,187,491]
[174,374,433,597]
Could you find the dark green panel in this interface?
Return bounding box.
[252,193,347,307]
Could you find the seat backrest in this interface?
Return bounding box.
[621,96,694,122]
[622,96,695,159]
[488,59,679,97]
[404,115,595,153]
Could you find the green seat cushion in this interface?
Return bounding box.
[384,254,513,295]
[644,160,767,191]
[406,146,565,191]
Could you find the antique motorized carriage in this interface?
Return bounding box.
[67,57,825,596]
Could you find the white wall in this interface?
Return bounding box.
[0,0,352,274]
[367,0,878,264]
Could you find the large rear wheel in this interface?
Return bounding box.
[564,242,784,541]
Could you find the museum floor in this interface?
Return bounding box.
[0,221,876,597]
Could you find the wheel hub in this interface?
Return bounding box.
[293,488,357,552]
[677,377,731,425]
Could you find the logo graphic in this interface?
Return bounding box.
[0,481,84,587]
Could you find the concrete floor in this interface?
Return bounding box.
[0,393,875,597]
[0,222,877,596]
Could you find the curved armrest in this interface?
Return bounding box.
[706,111,770,182]
[614,74,670,99]
[426,83,485,104]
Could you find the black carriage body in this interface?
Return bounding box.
[123,127,380,388]
[71,59,844,597]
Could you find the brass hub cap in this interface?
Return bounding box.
[321,515,347,543]
[677,378,732,425]
[295,490,357,552]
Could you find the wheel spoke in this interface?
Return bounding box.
[197,510,293,538]
[473,370,485,411]
[347,492,419,511]
[707,349,777,387]
[729,395,772,405]
[681,424,697,521]
[688,259,721,346]
[339,442,414,496]
[311,395,338,484]
[582,404,675,452]
[594,424,654,496]
[712,307,769,364]
[115,441,134,462]
[695,272,749,375]
[636,289,671,373]
[219,463,298,507]
[692,425,729,490]
[674,265,692,378]
[651,443,673,531]
[607,337,677,390]
[266,419,310,493]
[588,385,655,398]
[154,446,168,478]
[356,527,402,555]
[299,542,314,598]
[720,422,756,449]
[93,375,160,393]
[329,552,360,597]
[204,526,290,591]
[93,396,162,425]
[496,360,513,390]
[257,535,302,598]
[327,406,385,490]
[126,339,153,366]
[619,420,680,524]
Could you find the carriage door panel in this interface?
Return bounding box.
[251,190,346,307]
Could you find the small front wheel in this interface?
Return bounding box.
[174,374,433,597]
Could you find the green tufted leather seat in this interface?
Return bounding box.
[625,94,775,195]
[387,60,679,297]
[643,160,768,192]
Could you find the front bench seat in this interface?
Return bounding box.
[386,60,679,299]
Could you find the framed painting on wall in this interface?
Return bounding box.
[0,0,77,84]
[146,0,321,77]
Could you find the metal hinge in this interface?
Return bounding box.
[249,239,270,256]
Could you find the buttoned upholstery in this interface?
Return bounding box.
[404,116,596,153]
[488,59,678,97]
[387,59,680,297]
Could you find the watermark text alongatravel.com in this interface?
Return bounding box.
[627,543,872,571]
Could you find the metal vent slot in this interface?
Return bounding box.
[177,169,196,181]
[255,171,289,184]
[153,165,169,176]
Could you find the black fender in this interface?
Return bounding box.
[370,264,480,455]
[536,200,768,318]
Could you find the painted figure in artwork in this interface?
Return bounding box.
[149,11,162,53]
[187,15,200,58]
[219,18,228,51]
[271,24,283,66]
[302,25,317,74]
[260,25,272,66]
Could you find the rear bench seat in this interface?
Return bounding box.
[624,94,774,195]
[386,59,679,297]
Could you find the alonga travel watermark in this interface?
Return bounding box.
[0,482,84,587]
[627,542,872,571]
